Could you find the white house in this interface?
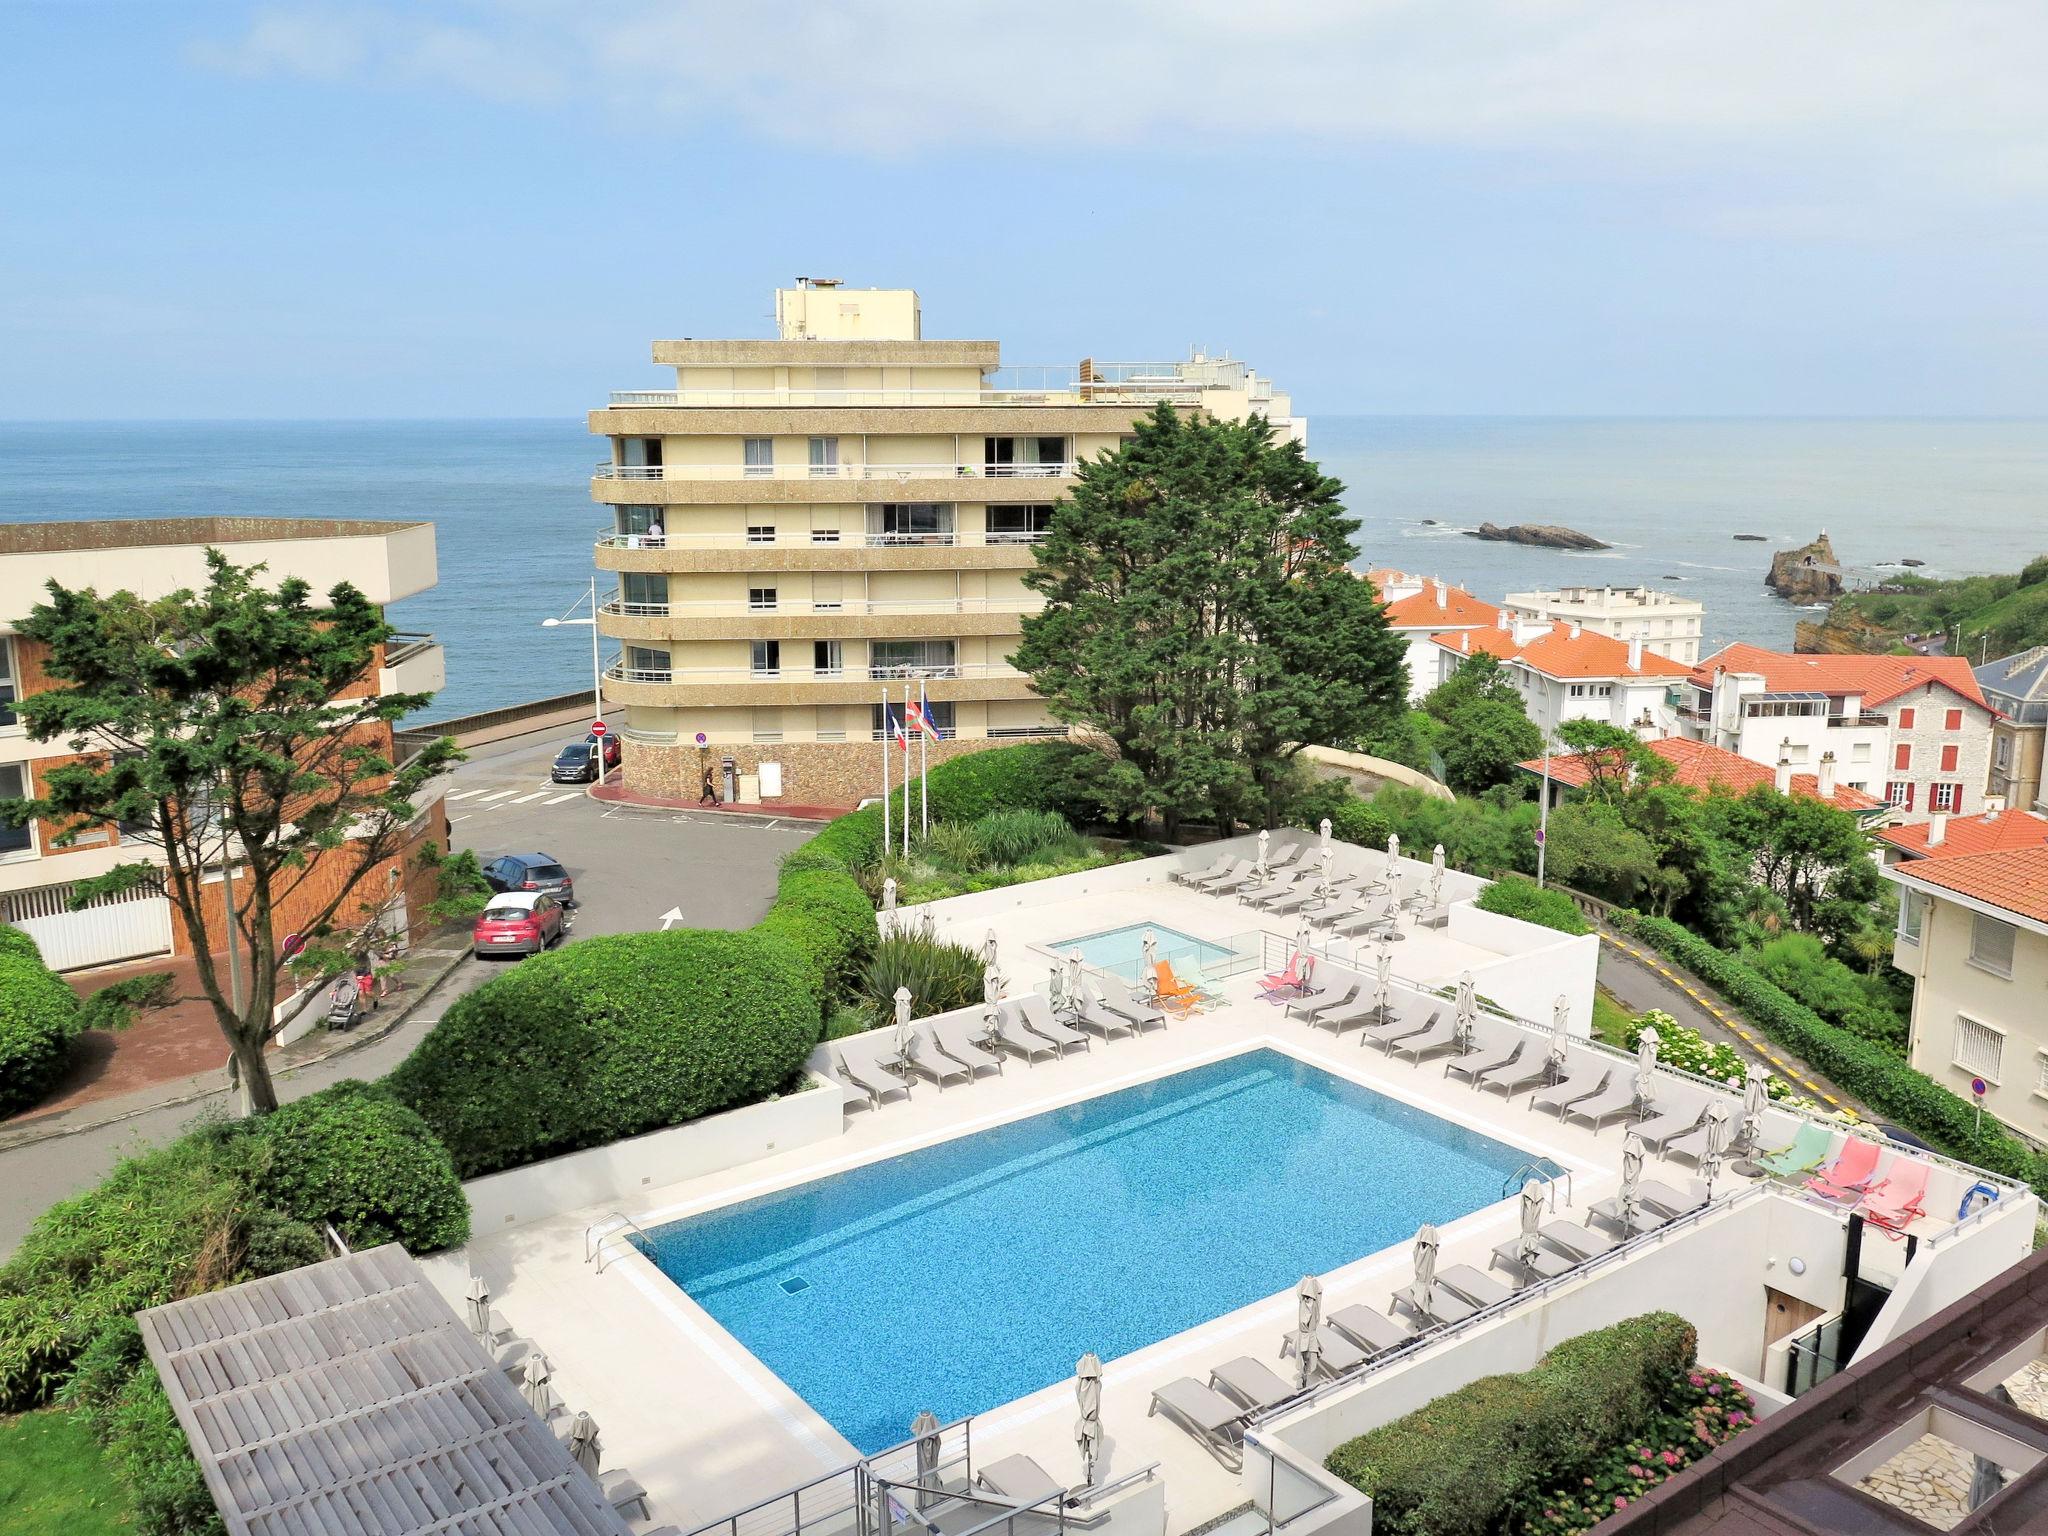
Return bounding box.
[1363,568,1504,703]
[1425,616,1690,740]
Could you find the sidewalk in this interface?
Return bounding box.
[589,780,849,821]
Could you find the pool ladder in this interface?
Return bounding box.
[585,1212,648,1275]
[1503,1162,1572,1213]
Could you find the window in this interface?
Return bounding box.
[807,437,839,477]
[813,641,843,678]
[751,707,784,744]
[1945,708,1963,731]
[986,504,1055,542]
[620,436,663,470]
[614,505,661,538]
[874,700,957,739]
[1931,782,1960,812]
[1569,684,1586,698]
[748,587,778,611]
[1952,1015,2004,1081]
[1851,742,1872,764]
[983,436,1068,476]
[1996,734,2012,769]
[744,438,773,477]
[2036,1051,2048,1101]
[869,639,957,678]
[0,762,31,858]
[810,576,843,612]
[1970,912,2017,977]
[1897,707,1915,730]
[1939,744,1959,773]
[623,645,670,679]
[620,572,668,612]
[1897,890,1924,945]
[750,640,781,676]
[1893,743,1912,771]
[1885,781,1914,808]
[746,524,776,544]
[869,503,955,544]
[0,638,16,728]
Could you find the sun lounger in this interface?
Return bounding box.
[1280,1325,1368,1378]
[1386,1013,1479,1063]
[1560,1079,1645,1130]
[1530,1065,1612,1117]
[1302,882,1363,916]
[1446,1035,1525,1085]
[1357,1004,1436,1046]
[1437,1264,1515,1308]
[1151,961,1204,1017]
[931,1016,1005,1076]
[1480,1050,1557,1097]
[1662,1117,1718,1164]
[1591,1178,1706,1232]
[1008,995,1088,1054]
[1806,1137,1881,1203]
[1263,885,1326,915]
[1242,872,1305,906]
[1538,1220,1618,1261]
[1390,1281,1477,1328]
[1174,854,1235,887]
[977,1454,1066,1507]
[981,1007,1058,1064]
[1756,1121,1833,1178]
[1327,1303,1412,1357]
[833,1043,912,1108]
[1290,981,1362,1025]
[1258,951,1315,999]
[1632,1095,1712,1152]
[495,1339,533,1379]
[1587,1200,1672,1238]
[1370,1007,1449,1055]
[1072,996,1137,1039]
[1327,904,1395,938]
[1490,1237,1576,1283]
[809,1048,873,1112]
[1210,1356,1296,1412]
[600,1472,649,1521]
[1095,980,1168,1031]
[1148,1379,1247,1467]
[1860,1160,1930,1232]
[1203,861,1262,894]
[899,1027,973,1089]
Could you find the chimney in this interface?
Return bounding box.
[1818,750,1837,799]
[1569,621,1582,640]
[1627,636,1644,671]
[1774,739,1794,795]
[1496,609,1511,631]
[1459,632,1470,653]
[1435,579,1449,609]
[1927,812,1948,847]
[1985,800,2003,820]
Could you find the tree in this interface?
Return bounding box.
[1015,403,1408,836]
[1701,785,1879,937]
[0,553,459,1112]
[1421,650,1519,722]
[1553,718,1669,801]
[1436,694,1542,795]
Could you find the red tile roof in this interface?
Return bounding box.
[1691,643,1991,711]
[1877,808,2048,860]
[1518,736,1885,812]
[1380,582,1503,631]
[1893,844,2048,926]
[1430,620,1690,680]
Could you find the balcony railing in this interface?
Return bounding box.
[606,661,1029,686]
[1827,712,1890,728]
[595,530,1047,551]
[382,631,439,665]
[599,595,1038,619]
[593,461,1075,482]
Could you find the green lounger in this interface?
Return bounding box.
[1756,1121,1832,1178]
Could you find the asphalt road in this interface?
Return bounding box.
[0,728,816,1256]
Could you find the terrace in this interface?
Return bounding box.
[427,833,2037,1536]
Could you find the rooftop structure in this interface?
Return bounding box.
[1503,583,1707,667]
[1517,734,1889,818]
[1977,646,2048,813]
[1363,569,1503,702]
[588,283,1301,806]
[1877,806,2048,862]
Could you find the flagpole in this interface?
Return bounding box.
[901,678,912,858]
[880,687,890,853]
[919,674,930,838]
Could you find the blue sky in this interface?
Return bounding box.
[5,1,2046,419]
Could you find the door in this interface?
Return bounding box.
[1764,1286,1827,1350]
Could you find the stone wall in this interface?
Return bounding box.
[624,735,1012,807]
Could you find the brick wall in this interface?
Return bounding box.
[622,736,1015,808]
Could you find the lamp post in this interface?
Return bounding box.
[1535,726,1553,888]
[542,576,607,789]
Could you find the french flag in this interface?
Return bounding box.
[893,714,913,753]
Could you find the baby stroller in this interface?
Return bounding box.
[324,974,364,1031]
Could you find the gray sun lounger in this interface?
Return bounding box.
[1280,1325,1368,1379]
[1529,1065,1612,1117]
[1072,996,1137,1039]
[1202,861,1261,894]
[1481,1050,1559,1097]
[1307,992,1389,1035]
[1288,980,1361,1024]
[1386,1015,1479,1063]
[1391,1280,1476,1327]
[1008,995,1089,1054]
[981,1007,1058,1064]
[1446,1035,1525,1085]
[1262,885,1327,915]
[1371,1006,1450,1055]
[1303,882,1363,915]
[1174,855,1235,887]
[1242,872,1306,906]
[833,1043,912,1108]
[977,1454,1066,1507]
[1210,1356,1296,1412]
[1437,1263,1515,1309]
[1560,1080,1645,1130]
[1490,1237,1577,1283]
[931,1016,1005,1077]
[1588,1199,1674,1238]
[1632,1097,1712,1152]
[899,1027,973,1089]
[1327,1302,1412,1357]
[1148,1378,1247,1467]
[809,1046,873,1112]
[1539,1219,1618,1261]
[1327,904,1396,938]
[1095,981,1168,1031]
[1592,1178,1709,1230]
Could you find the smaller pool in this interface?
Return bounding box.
[1054,921,1245,985]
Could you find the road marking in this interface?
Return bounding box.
[444,788,490,801]
[510,791,551,804]
[476,789,521,803]
[448,814,471,823]
[544,792,580,805]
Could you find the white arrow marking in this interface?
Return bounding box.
[658,907,684,931]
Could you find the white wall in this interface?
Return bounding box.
[1856,1195,2039,1356]
[1446,904,1600,1035]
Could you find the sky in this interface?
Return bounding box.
[4,1,2048,419]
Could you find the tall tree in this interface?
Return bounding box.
[1015,404,1408,835]
[0,553,459,1111]
[1421,655,1542,794]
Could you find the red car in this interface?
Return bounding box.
[472,891,568,958]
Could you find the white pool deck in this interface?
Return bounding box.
[433,849,2029,1536]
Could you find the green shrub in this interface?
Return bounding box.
[0,922,42,962]
[804,802,887,870]
[764,866,877,999]
[387,928,820,1178]
[0,950,84,1116]
[1755,933,1907,1052]
[1325,1313,1697,1536]
[1328,796,1393,851]
[100,1365,222,1535]
[252,1081,469,1252]
[77,969,177,1035]
[919,820,989,872]
[1473,876,1591,935]
[970,807,1086,867]
[860,926,986,1024]
[1611,910,2048,1196]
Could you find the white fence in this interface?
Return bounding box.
[3,880,175,971]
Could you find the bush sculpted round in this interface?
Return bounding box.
[0,950,84,1117]
[253,1081,469,1253]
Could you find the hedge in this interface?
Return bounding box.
[253,1081,470,1252]
[1611,910,2048,1197]
[760,863,876,998]
[1473,876,1592,936]
[1325,1313,1697,1536]
[0,921,43,962]
[0,949,84,1117]
[387,928,820,1178]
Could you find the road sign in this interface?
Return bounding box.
[589,720,607,737]
[280,933,306,961]
[695,732,708,746]
[1972,1077,1987,1098]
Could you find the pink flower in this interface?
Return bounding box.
[1708,1384,1721,1395]
[1688,1373,1705,1387]
[1728,1411,1748,1426]
[1639,1448,1654,1462]
[1614,1497,1629,1510]
[1662,1451,1682,1466]
[1630,1465,1647,1479]
[1584,1478,1595,1487]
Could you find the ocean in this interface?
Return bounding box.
[2,417,2044,719]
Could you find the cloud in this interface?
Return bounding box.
[190,2,2048,205]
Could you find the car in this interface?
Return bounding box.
[472,891,567,958]
[552,741,598,782]
[585,731,622,769]
[481,852,576,906]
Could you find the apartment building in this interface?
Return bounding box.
[1876,806,2048,865]
[1977,646,2048,812]
[589,281,1302,804]
[1679,645,1997,823]
[1501,583,1706,666]
[1885,845,2048,1140]
[1517,734,1889,821]
[1425,616,1690,739]
[0,518,448,971]
[1363,569,1503,702]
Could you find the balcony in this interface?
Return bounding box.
[1827,712,1890,728]
[598,595,1040,620]
[606,660,1026,686]
[592,461,1075,483]
[596,530,1047,551]
[377,633,445,698]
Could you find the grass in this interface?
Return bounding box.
[0,1410,135,1534]
[1591,985,1636,1050]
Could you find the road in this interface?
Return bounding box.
[0,728,816,1255]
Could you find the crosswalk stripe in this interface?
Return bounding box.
[444,788,490,801]
[477,789,521,803]
[544,792,581,805]
[511,791,551,804]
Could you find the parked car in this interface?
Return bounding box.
[586,731,622,769]
[553,741,598,782]
[472,891,568,958]
[481,852,576,906]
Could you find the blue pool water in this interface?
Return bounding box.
[1055,921,1240,985]
[635,1050,1534,1453]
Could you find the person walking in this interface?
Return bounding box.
[699,766,720,805]
[352,949,380,1010]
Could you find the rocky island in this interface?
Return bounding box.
[1464,521,1610,550]
[1767,531,1845,602]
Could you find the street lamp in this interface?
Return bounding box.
[541,575,607,789]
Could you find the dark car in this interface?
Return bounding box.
[482,852,576,906]
[552,741,599,782]
[471,891,568,958]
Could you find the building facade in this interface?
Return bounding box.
[1501,583,1706,666]
[589,281,1302,805]
[1885,845,2048,1141]
[1363,570,1503,702]
[1977,646,2048,813]
[1425,617,1690,740]
[0,517,447,971]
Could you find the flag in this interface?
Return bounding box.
[905,698,935,737]
[892,713,912,753]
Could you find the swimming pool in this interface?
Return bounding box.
[1053,921,1246,985]
[635,1050,1535,1453]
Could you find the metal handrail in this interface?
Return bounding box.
[585,1212,649,1273]
[595,461,1077,482]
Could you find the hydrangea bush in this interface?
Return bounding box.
[1625,1010,1800,1101]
